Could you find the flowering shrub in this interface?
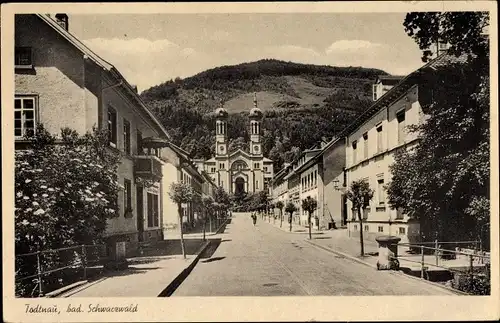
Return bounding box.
[15,124,121,297]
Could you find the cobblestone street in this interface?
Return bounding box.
[172,213,457,296]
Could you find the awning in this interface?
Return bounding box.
[141,137,170,149]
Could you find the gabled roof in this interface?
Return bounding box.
[36,14,171,140]
[263,157,273,162]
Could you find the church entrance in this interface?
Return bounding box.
[235,177,246,195]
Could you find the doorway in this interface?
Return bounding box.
[235,177,246,195]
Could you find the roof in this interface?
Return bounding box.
[36,14,171,140]
[333,53,467,141]
[376,75,405,86]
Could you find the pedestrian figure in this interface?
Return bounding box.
[251,213,257,226]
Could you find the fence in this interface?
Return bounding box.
[15,244,107,297]
[391,240,490,295]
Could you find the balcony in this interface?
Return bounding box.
[134,155,163,183]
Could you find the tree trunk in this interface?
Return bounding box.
[178,204,186,259]
[358,207,365,257]
[308,213,312,240]
[289,213,292,232]
[280,210,283,228]
[209,216,212,233]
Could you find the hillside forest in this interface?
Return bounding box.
[140,59,387,171]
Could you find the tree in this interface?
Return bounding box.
[202,196,215,240]
[214,186,230,226]
[386,12,490,247]
[168,182,194,259]
[15,124,121,297]
[275,201,285,228]
[301,197,318,240]
[403,12,489,63]
[285,202,298,232]
[345,179,374,256]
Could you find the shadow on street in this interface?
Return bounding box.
[201,256,226,263]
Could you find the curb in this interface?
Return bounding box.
[58,277,109,298]
[45,280,89,298]
[212,218,229,235]
[157,240,211,297]
[304,239,376,268]
[269,222,323,235]
[304,239,466,296]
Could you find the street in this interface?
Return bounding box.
[172,213,456,296]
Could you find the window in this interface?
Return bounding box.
[376,125,383,152]
[123,179,132,214]
[363,132,368,159]
[15,47,33,67]
[352,141,357,164]
[314,170,317,186]
[378,226,384,233]
[364,225,369,232]
[136,130,143,155]
[254,163,260,169]
[256,180,259,190]
[372,84,378,101]
[377,179,385,205]
[221,180,224,187]
[399,227,406,235]
[123,119,131,154]
[397,110,406,144]
[14,96,36,138]
[219,163,225,169]
[107,107,117,147]
[396,208,404,220]
[263,166,268,172]
[354,225,357,231]
[211,167,216,173]
[147,192,159,228]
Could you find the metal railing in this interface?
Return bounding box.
[15,244,107,297]
[390,241,490,294]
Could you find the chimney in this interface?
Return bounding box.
[55,13,69,31]
[131,85,138,93]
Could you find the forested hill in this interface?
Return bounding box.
[140,59,387,171]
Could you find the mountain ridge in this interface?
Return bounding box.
[139,59,389,171]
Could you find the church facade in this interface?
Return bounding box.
[194,96,274,196]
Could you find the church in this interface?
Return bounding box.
[194,94,274,196]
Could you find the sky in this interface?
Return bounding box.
[68,13,425,93]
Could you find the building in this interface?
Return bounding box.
[202,94,273,196]
[161,143,216,238]
[372,75,405,101]
[272,137,347,231]
[14,14,172,254]
[271,163,291,216]
[280,148,322,226]
[340,53,465,243]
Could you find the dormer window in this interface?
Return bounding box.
[15,47,33,68]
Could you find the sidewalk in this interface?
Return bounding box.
[56,219,229,297]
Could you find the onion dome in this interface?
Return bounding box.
[249,107,263,119]
[214,107,228,119]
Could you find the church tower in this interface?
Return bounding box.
[249,93,263,156]
[215,103,228,157]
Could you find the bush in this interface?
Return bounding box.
[15,125,121,297]
[451,265,491,295]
